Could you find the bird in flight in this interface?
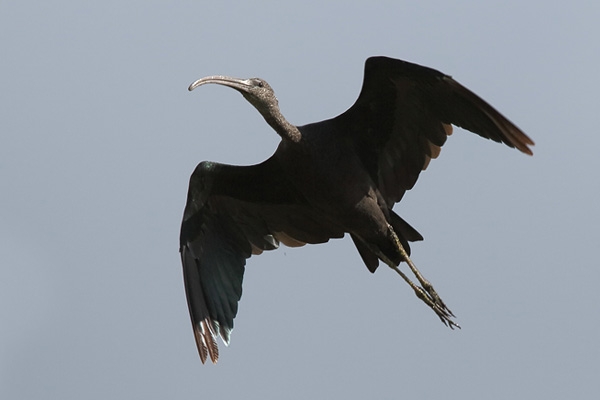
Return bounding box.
[180,56,534,364]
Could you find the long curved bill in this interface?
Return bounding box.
[188,76,251,92]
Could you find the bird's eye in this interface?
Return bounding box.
[255,79,264,88]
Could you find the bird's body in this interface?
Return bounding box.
[180,57,534,363]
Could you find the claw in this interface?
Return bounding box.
[405,273,460,329]
[387,224,460,329]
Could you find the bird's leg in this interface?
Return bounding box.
[387,225,460,329]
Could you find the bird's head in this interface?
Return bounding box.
[189,75,300,142]
[188,76,279,119]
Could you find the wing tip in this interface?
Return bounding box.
[194,319,220,364]
[508,128,535,156]
[520,136,535,156]
[521,145,534,156]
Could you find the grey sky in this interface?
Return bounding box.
[1,1,599,398]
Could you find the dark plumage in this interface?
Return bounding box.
[180,57,534,363]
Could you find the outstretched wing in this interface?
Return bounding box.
[337,56,534,205]
[180,155,344,363]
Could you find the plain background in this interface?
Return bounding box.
[2,1,599,398]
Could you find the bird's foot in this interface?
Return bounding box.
[391,265,460,329]
[411,278,460,329]
[386,225,459,328]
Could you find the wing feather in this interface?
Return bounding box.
[179,156,344,363]
[337,56,534,205]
